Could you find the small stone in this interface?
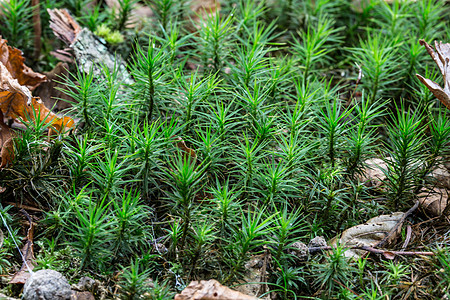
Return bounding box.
[23,269,72,300]
[308,236,327,248]
[290,241,309,261]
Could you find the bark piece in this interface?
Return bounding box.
[48,9,133,86]
[47,9,81,46]
[175,279,258,300]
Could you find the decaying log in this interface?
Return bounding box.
[47,8,133,85]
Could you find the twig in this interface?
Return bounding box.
[332,279,359,297]
[401,225,412,251]
[5,202,42,212]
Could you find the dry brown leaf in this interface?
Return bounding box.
[382,251,396,260]
[357,158,387,189]
[0,37,47,91]
[174,136,197,161]
[0,39,74,168]
[329,212,405,258]
[416,40,450,109]
[0,117,14,168]
[10,212,36,284]
[418,187,449,216]
[174,279,258,300]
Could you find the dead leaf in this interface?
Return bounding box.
[418,187,449,216]
[382,251,396,260]
[416,40,450,109]
[10,211,36,284]
[0,37,47,91]
[357,158,387,189]
[174,279,258,300]
[174,136,197,161]
[0,39,75,168]
[329,212,405,258]
[0,117,14,167]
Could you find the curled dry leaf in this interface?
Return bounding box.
[0,38,74,168]
[329,212,405,258]
[0,37,47,91]
[416,39,450,109]
[174,279,258,300]
[174,136,197,161]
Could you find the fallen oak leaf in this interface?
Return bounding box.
[0,61,33,106]
[0,37,47,91]
[0,77,74,136]
[0,53,74,135]
[416,39,450,109]
[0,39,74,168]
